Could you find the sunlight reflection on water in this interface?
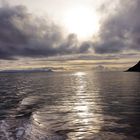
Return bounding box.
[73,71,102,137]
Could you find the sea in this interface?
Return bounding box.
[0,71,140,140]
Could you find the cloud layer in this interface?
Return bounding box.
[0,0,140,59]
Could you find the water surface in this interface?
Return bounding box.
[0,71,140,140]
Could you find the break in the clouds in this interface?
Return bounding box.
[0,0,140,59]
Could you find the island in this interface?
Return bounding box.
[126,61,140,72]
[0,68,53,73]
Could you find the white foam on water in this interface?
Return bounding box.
[20,96,41,106]
[16,127,25,138]
[0,120,14,140]
[0,119,65,140]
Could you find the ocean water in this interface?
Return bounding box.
[0,71,140,140]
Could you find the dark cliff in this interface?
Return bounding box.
[126,61,140,72]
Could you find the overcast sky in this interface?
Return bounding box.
[0,0,139,70]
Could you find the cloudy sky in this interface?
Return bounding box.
[0,0,139,70]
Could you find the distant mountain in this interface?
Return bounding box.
[0,68,53,73]
[126,61,140,72]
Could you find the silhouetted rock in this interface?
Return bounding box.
[126,61,140,72]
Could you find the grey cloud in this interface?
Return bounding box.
[94,0,140,54]
[0,4,91,59]
[78,41,91,53]
[94,40,125,54]
[59,34,78,54]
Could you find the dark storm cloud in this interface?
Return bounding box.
[78,41,91,53]
[94,0,140,54]
[0,5,60,59]
[0,4,90,59]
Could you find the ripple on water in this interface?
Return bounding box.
[0,71,140,139]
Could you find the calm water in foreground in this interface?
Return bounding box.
[0,71,140,140]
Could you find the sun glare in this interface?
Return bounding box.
[63,6,100,40]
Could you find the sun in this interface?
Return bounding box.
[63,6,100,40]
